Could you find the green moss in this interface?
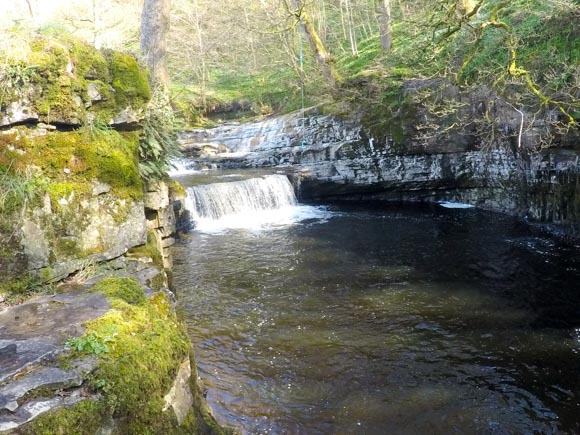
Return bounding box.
[24,37,86,123]
[358,80,415,149]
[46,182,76,204]
[42,128,142,201]
[106,50,150,109]
[0,276,35,295]
[0,275,53,303]
[70,39,110,82]
[24,398,106,435]
[150,273,166,292]
[127,230,164,270]
[63,287,220,433]
[169,179,187,198]
[1,127,143,204]
[24,277,225,434]
[93,277,147,306]
[1,32,150,128]
[55,237,82,257]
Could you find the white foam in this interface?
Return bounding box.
[438,202,475,209]
[192,205,331,233]
[168,158,199,176]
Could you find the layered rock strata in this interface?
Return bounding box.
[180,97,579,238]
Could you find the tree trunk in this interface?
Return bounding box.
[377,0,392,51]
[344,0,358,56]
[192,0,208,109]
[91,0,102,49]
[25,0,34,18]
[140,0,171,86]
[287,0,341,87]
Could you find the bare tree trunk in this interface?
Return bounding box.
[344,0,358,56]
[192,0,208,109]
[319,0,328,44]
[91,0,102,49]
[286,0,341,87]
[25,0,34,18]
[377,0,392,51]
[140,0,171,86]
[338,0,348,43]
[244,7,258,71]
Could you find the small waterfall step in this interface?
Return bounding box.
[186,174,297,221]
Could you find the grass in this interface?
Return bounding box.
[171,66,309,127]
[450,0,580,87]
[0,164,47,213]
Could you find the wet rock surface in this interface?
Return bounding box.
[179,108,579,239]
[0,290,109,431]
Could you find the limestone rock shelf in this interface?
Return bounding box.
[179,104,579,239]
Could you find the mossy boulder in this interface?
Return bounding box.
[0,124,147,283]
[0,31,150,128]
[1,276,225,434]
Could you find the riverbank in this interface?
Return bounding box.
[0,33,225,433]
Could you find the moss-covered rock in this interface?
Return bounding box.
[0,31,150,128]
[0,123,147,285]
[24,278,225,435]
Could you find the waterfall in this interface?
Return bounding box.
[185,174,317,231]
[168,158,199,176]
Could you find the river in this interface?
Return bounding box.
[172,171,580,434]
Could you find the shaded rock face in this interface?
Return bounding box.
[144,180,182,270]
[180,103,579,238]
[19,198,147,281]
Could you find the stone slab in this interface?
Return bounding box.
[0,367,83,412]
[0,291,110,341]
[163,359,193,425]
[0,392,87,432]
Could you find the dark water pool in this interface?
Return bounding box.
[172,203,580,434]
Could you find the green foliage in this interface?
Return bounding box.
[139,88,182,180]
[0,275,46,296]
[65,332,114,356]
[0,165,47,213]
[450,0,580,87]
[337,37,382,79]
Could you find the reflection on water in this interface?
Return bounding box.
[172,204,580,434]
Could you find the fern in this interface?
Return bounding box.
[138,87,181,181]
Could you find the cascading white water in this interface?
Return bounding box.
[185,174,328,232]
[189,174,297,219]
[168,158,200,176]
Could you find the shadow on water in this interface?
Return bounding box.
[172,197,580,434]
